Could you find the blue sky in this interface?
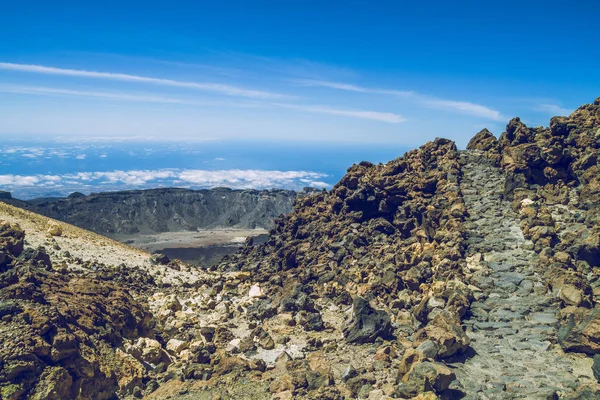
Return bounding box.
[1,0,598,147]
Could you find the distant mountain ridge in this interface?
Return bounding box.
[1,187,316,234]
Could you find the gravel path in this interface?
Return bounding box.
[448,150,593,399]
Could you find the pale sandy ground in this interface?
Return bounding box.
[110,229,268,253]
[0,202,206,285]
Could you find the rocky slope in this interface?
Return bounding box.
[11,187,309,235]
[214,138,474,398]
[3,97,600,400]
[0,203,209,400]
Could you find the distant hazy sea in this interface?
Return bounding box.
[0,137,411,199]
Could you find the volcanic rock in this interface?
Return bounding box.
[396,361,456,397]
[467,128,498,152]
[6,98,600,399]
[0,227,155,399]
[344,296,394,344]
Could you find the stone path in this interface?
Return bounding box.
[448,150,593,399]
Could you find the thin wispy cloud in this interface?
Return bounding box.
[0,85,259,108]
[73,51,250,78]
[208,52,360,80]
[533,103,571,115]
[0,62,292,100]
[296,79,414,97]
[296,79,504,121]
[273,103,406,123]
[422,99,502,121]
[0,84,404,124]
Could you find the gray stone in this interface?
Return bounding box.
[450,150,592,398]
[343,296,394,344]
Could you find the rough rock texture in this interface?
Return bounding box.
[0,222,154,400]
[0,205,215,400]
[19,187,310,234]
[217,138,472,397]
[343,296,394,344]
[466,128,499,152]
[456,97,600,397]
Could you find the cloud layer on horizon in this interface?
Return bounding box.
[0,168,331,199]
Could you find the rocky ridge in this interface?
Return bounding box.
[13,187,309,235]
[216,138,473,398]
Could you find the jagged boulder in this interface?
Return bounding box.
[558,306,600,354]
[414,312,470,358]
[344,296,394,344]
[467,128,498,151]
[0,221,25,270]
[396,361,455,397]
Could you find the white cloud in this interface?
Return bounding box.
[273,103,405,123]
[0,85,258,108]
[75,154,86,160]
[307,181,329,188]
[0,62,292,100]
[0,169,329,194]
[296,79,504,121]
[0,84,404,124]
[4,146,45,157]
[297,80,369,93]
[422,99,503,121]
[533,103,571,115]
[296,79,414,97]
[48,149,69,158]
[214,157,226,161]
[0,174,61,186]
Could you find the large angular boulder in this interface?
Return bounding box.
[467,128,498,152]
[558,306,600,354]
[0,221,24,271]
[343,296,394,344]
[396,361,456,397]
[414,312,469,358]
